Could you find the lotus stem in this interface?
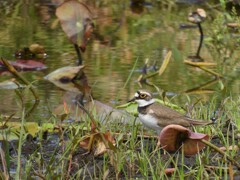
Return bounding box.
[74,44,83,65]
[196,23,203,58]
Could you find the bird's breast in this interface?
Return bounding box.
[138,113,160,131]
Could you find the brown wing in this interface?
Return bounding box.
[148,103,210,127]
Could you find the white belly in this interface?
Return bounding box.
[138,114,162,134]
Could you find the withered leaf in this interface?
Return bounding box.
[56,0,94,51]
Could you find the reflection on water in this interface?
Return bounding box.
[0,1,239,121]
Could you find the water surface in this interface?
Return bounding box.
[0,1,239,122]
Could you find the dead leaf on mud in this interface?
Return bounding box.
[79,131,116,156]
[219,145,239,152]
[163,168,176,175]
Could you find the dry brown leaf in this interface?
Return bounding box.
[164,168,176,175]
[219,145,239,151]
[79,131,116,156]
[159,124,209,155]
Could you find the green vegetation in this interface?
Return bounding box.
[0,87,239,179]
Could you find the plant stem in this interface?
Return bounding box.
[196,23,203,58]
[0,145,10,179]
[76,101,98,131]
[198,66,223,78]
[184,60,223,78]
[123,56,139,89]
[74,44,82,65]
[201,139,240,169]
[15,108,25,179]
[1,57,39,101]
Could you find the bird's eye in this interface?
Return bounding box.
[139,94,146,98]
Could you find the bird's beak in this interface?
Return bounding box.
[128,96,136,103]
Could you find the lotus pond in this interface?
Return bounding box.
[0,0,240,179]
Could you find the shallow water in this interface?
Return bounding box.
[0,1,239,122]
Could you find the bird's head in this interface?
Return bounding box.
[129,90,155,107]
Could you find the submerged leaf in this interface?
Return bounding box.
[184,60,222,77]
[56,0,94,51]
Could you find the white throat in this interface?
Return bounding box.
[136,98,155,107]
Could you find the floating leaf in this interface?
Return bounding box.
[159,124,209,155]
[45,66,85,82]
[183,78,219,95]
[188,8,206,24]
[0,79,24,89]
[184,89,215,95]
[184,60,216,67]
[44,66,85,92]
[29,44,45,54]
[56,0,94,51]
[15,44,47,60]
[158,51,172,76]
[0,60,47,71]
[184,60,222,77]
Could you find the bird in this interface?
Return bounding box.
[129,90,212,134]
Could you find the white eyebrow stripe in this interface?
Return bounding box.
[135,92,139,97]
[138,91,151,97]
[145,92,151,96]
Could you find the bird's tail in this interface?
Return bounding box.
[187,118,214,126]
